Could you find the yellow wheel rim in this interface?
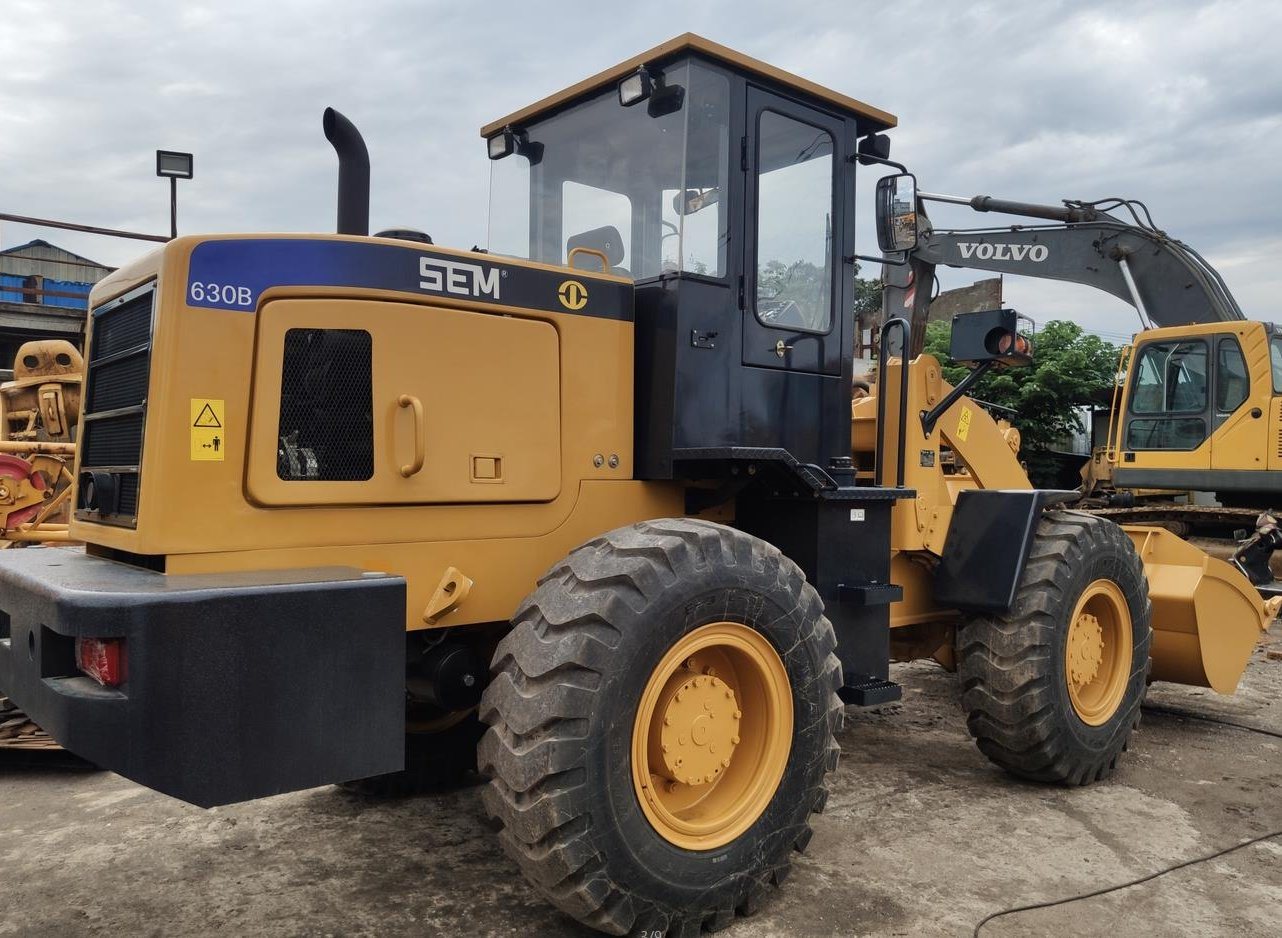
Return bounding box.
[1065,579,1133,726]
[631,621,793,851]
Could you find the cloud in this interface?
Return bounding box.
[1,0,1279,337]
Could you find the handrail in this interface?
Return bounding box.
[1105,343,1133,463]
[874,317,911,488]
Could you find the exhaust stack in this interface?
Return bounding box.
[322,107,370,236]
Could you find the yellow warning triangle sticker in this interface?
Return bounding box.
[193,403,222,428]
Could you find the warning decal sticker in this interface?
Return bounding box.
[190,398,225,461]
[956,405,973,442]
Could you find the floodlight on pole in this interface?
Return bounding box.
[156,150,194,239]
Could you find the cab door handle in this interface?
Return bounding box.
[397,394,425,477]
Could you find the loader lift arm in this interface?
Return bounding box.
[883,192,1244,355]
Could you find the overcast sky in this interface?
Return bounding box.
[3,0,1279,342]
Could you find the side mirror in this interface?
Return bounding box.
[875,173,919,253]
[672,188,720,216]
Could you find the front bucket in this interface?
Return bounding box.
[1125,526,1270,693]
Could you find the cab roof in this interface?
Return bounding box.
[480,33,897,138]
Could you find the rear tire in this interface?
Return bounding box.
[957,511,1152,785]
[479,518,842,936]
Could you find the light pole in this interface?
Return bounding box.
[155,150,193,239]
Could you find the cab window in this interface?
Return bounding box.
[1270,335,1282,393]
[1215,337,1248,413]
[1126,340,1208,450]
[753,110,834,333]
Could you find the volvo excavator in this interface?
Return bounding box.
[872,178,1282,588]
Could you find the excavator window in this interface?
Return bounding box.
[1215,337,1249,413]
[1270,335,1282,393]
[1126,339,1209,450]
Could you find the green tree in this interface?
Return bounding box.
[852,263,882,320]
[922,319,1120,454]
[755,260,882,321]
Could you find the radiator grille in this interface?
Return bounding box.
[76,284,155,527]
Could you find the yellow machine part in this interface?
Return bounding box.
[0,339,83,444]
[1125,526,1270,693]
[858,354,1273,695]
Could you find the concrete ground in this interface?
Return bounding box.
[3,640,1280,938]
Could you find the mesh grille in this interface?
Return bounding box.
[277,329,373,481]
[86,354,149,412]
[117,474,139,516]
[77,285,154,526]
[91,296,152,359]
[82,413,144,466]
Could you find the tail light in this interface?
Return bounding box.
[75,637,127,687]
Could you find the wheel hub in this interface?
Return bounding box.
[631,621,794,851]
[1067,612,1105,687]
[657,672,741,785]
[1064,579,1134,727]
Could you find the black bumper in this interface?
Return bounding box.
[0,549,406,807]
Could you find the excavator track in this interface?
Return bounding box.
[1088,503,1265,536]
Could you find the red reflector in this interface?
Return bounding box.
[75,637,127,687]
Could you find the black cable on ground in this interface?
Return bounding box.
[974,703,1282,935]
[1141,703,1282,741]
[972,829,1282,936]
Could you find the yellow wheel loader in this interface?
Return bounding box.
[0,35,1272,935]
[878,186,1282,584]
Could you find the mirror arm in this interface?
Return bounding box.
[920,359,995,438]
[848,252,910,268]
[849,152,910,173]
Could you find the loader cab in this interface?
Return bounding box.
[483,34,897,481]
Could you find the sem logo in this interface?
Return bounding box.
[957,242,1049,263]
[558,280,588,310]
[419,257,501,299]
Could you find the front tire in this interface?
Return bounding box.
[957,511,1152,785]
[479,519,842,936]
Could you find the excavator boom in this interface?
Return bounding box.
[883,193,1244,354]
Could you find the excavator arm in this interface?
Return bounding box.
[882,193,1244,354]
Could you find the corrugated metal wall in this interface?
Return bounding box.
[0,273,24,304]
[0,241,109,311]
[0,242,111,282]
[42,279,93,309]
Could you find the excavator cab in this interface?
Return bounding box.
[1108,320,1281,505]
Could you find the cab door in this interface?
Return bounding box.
[1209,327,1270,472]
[1120,337,1212,472]
[741,87,848,375]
